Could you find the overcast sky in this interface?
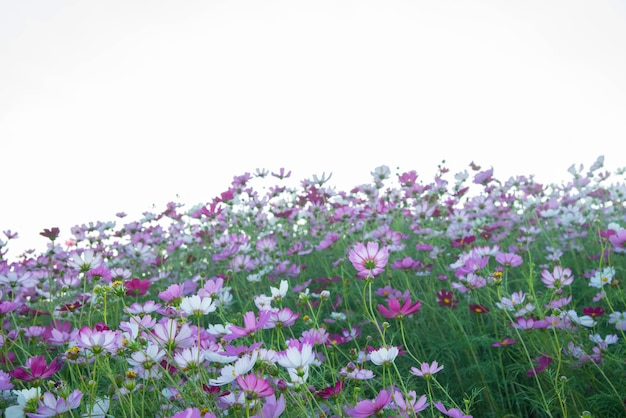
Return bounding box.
[1,0,626,258]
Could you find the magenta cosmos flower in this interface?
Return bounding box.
[125,278,151,297]
[9,356,63,382]
[526,354,552,376]
[377,298,422,319]
[348,242,389,279]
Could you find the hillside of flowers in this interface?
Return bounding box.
[1,156,626,417]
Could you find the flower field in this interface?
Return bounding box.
[1,157,625,417]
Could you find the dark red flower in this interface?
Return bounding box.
[436,289,458,309]
[59,301,82,312]
[469,304,490,314]
[39,227,60,241]
[582,306,605,318]
[451,235,476,249]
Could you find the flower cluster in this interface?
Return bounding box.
[0,158,624,417]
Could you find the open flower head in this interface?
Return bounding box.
[410,361,444,378]
[348,242,389,279]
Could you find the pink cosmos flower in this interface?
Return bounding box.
[125,301,162,315]
[9,356,63,382]
[377,298,421,319]
[150,319,195,352]
[236,373,274,399]
[340,364,374,381]
[265,307,300,328]
[348,242,389,279]
[473,167,493,185]
[29,389,83,418]
[410,361,444,378]
[495,252,523,268]
[345,389,391,417]
[223,310,272,341]
[390,257,423,270]
[376,285,402,299]
[198,277,225,298]
[392,390,428,417]
[0,370,13,390]
[544,295,572,310]
[45,321,76,347]
[492,337,516,347]
[171,408,216,418]
[77,326,122,355]
[271,167,291,179]
[511,317,549,330]
[434,401,473,418]
[158,284,184,304]
[453,255,488,277]
[251,394,286,418]
[87,265,112,283]
[0,301,20,315]
[608,229,626,253]
[540,266,573,293]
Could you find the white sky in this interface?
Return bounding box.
[1,0,626,258]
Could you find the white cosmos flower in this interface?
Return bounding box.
[82,396,110,418]
[209,351,258,386]
[566,310,597,327]
[589,267,616,289]
[287,366,310,385]
[270,280,289,301]
[254,294,274,311]
[6,387,41,418]
[369,346,399,366]
[276,343,315,370]
[67,250,102,272]
[174,346,205,371]
[180,295,216,316]
[371,165,391,181]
